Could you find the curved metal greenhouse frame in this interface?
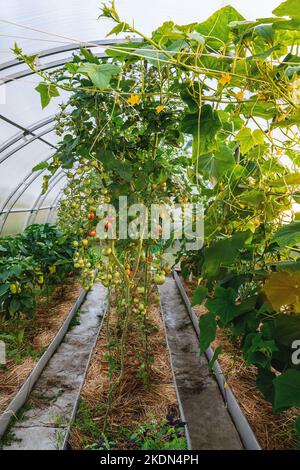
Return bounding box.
[0,39,142,235]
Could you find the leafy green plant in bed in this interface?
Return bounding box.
[0,224,78,319]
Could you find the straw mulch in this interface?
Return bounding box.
[0,279,81,414]
[183,278,300,450]
[69,296,178,450]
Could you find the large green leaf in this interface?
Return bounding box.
[273,0,300,20]
[264,271,300,311]
[273,18,300,30]
[206,286,238,326]
[78,64,120,90]
[243,332,278,368]
[180,105,222,159]
[256,367,276,402]
[269,173,300,187]
[273,314,300,347]
[195,6,245,49]
[35,83,60,109]
[202,231,252,279]
[199,312,217,353]
[96,147,132,181]
[241,100,277,120]
[191,285,208,306]
[236,127,265,154]
[273,369,300,411]
[272,221,300,247]
[198,146,235,182]
[238,189,265,208]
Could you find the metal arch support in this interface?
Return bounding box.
[26,171,66,227]
[0,125,57,165]
[0,114,57,154]
[46,189,64,225]
[28,173,66,226]
[0,153,54,213]
[1,206,58,214]
[0,154,55,233]
[0,114,56,148]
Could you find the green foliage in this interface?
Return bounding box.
[78,63,120,90]
[128,418,187,450]
[195,6,245,50]
[15,0,300,438]
[273,369,300,411]
[202,231,251,279]
[180,105,222,158]
[272,221,300,247]
[236,128,265,154]
[191,285,208,306]
[273,0,300,19]
[35,82,59,109]
[199,312,217,354]
[0,224,76,319]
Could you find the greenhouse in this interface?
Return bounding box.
[0,0,300,456]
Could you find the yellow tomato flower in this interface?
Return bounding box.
[277,114,287,122]
[235,90,244,100]
[219,72,231,86]
[49,265,57,275]
[257,92,266,100]
[127,94,140,106]
[156,105,165,113]
[224,382,228,389]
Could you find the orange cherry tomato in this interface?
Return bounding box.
[155,224,162,236]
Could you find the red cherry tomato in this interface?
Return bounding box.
[104,221,112,232]
[88,212,95,221]
[89,229,97,237]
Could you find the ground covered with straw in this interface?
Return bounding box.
[0,279,81,414]
[69,295,180,450]
[183,278,300,450]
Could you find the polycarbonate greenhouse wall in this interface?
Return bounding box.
[0,0,281,235]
